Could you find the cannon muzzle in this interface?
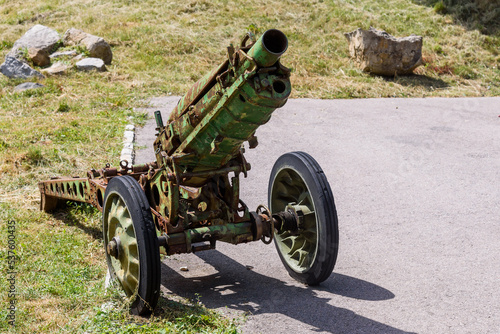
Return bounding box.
[154,29,292,181]
[247,29,288,67]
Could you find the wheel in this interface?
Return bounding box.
[102,175,160,315]
[268,151,339,285]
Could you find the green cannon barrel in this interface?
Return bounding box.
[246,29,288,67]
[154,29,291,184]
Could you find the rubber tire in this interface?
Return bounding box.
[269,151,339,285]
[103,175,160,315]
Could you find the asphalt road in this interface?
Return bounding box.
[135,96,500,334]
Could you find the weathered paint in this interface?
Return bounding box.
[39,29,291,257]
[153,30,291,175]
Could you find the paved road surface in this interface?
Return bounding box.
[135,96,500,334]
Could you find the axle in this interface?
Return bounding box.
[39,160,302,256]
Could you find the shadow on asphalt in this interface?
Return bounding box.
[316,273,395,301]
[161,250,414,334]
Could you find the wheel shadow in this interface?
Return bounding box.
[160,250,415,334]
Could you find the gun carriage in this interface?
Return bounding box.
[39,29,339,315]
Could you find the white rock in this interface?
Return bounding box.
[50,50,78,59]
[75,58,106,72]
[41,62,70,76]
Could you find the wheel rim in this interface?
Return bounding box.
[271,168,318,273]
[104,192,140,297]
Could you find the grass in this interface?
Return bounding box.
[413,0,500,35]
[0,0,498,333]
[0,202,240,333]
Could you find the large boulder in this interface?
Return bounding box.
[344,27,423,76]
[0,56,44,79]
[8,24,60,59]
[63,28,112,65]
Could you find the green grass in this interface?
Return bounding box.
[0,0,499,332]
[414,0,500,34]
[0,203,240,333]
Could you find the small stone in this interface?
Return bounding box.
[14,82,45,92]
[344,27,423,76]
[50,50,78,59]
[63,28,113,64]
[75,58,106,72]
[28,47,50,67]
[0,56,44,79]
[180,266,189,272]
[41,62,70,76]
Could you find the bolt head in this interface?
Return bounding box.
[107,237,120,259]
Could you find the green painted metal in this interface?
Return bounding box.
[39,29,293,257]
[246,29,288,67]
[154,110,164,129]
[172,222,254,249]
[103,192,140,296]
[154,29,291,175]
[270,168,319,273]
[36,30,339,312]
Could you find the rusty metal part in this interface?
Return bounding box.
[256,204,274,244]
[179,164,251,181]
[250,212,264,240]
[107,237,121,259]
[273,208,300,233]
[39,29,294,260]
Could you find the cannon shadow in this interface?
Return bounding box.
[159,250,414,334]
[51,202,103,240]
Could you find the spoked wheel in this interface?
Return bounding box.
[103,176,160,315]
[269,151,339,285]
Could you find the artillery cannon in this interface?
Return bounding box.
[39,29,339,315]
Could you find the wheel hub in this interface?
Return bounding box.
[107,236,121,259]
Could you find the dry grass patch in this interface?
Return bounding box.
[24,297,73,332]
